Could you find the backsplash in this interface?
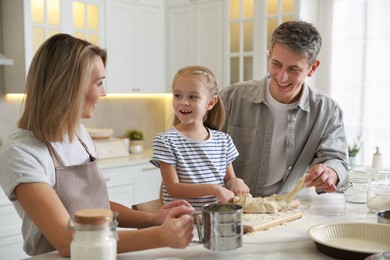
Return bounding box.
[0,95,174,149]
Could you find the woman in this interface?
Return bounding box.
[0,34,194,257]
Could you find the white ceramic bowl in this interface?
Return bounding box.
[87,128,113,139]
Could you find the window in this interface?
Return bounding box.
[318,0,390,167]
[228,0,296,85]
[229,0,255,84]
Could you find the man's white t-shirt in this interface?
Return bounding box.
[264,81,298,195]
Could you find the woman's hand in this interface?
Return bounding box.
[153,200,193,225]
[157,206,195,248]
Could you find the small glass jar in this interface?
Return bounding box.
[70,208,117,260]
[367,177,390,213]
[343,181,369,203]
[342,171,372,204]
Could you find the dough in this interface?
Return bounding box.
[234,174,307,213]
[233,194,287,213]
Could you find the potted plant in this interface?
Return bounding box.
[348,135,361,168]
[125,129,144,154]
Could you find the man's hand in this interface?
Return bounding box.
[305,164,338,192]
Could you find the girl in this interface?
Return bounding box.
[151,65,249,209]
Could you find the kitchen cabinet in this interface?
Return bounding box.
[165,0,225,88]
[105,0,165,93]
[0,191,29,259]
[102,165,135,206]
[1,0,104,93]
[101,161,162,206]
[133,163,162,204]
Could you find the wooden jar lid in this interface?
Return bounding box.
[74,208,113,225]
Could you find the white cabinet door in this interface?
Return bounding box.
[105,0,136,93]
[103,166,134,207]
[105,0,165,93]
[0,192,29,259]
[166,5,195,82]
[134,5,165,93]
[166,0,225,88]
[194,1,224,84]
[133,163,162,204]
[101,162,161,207]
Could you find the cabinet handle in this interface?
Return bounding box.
[105,178,110,182]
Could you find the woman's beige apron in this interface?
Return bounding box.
[35,138,110,254]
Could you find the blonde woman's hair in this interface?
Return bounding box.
[18,34,107,142]
[172,65,225,131]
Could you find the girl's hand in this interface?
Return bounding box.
[157,206,194,248]
[153,200,194,225]
[214,186,235,202]
[226,178,250,195]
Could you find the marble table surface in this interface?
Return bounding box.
[26,188,381,260]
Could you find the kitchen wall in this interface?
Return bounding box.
[81,95,175,149]
[0,95,175,149]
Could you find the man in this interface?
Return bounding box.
[220,20,349,197]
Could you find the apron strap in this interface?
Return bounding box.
[77,137,96,161]
[45,142,62,168]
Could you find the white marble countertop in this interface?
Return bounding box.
[25,188,380,260]
[97,149,153,169]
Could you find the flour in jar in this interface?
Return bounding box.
[367,196,390,212]
[367,181,390,212]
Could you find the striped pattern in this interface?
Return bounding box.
[150,127,239,209]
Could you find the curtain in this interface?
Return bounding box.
[316,0,390,168]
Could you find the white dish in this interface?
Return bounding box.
[87,128,113,139]
[308,222,390,259]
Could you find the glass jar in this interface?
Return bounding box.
[70,208,117,260]
[342,171,372,203]
[367,175,390,213]
[343,180,369,203]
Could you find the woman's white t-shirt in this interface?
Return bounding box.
[0,124,95,255]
